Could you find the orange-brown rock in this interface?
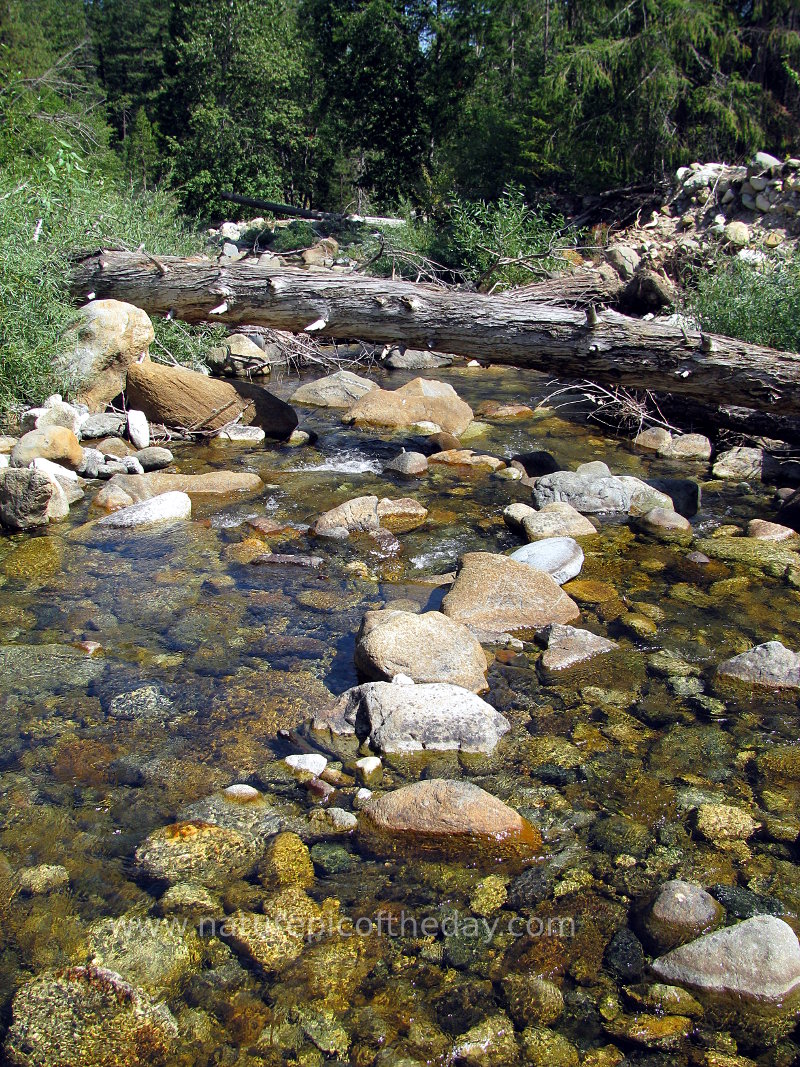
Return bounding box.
[343,377,473,436]
[126,360,255,432]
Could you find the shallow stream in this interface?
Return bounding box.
[0,364,799,1066]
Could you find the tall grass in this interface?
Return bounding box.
[685,252,800,353]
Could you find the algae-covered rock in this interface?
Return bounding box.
[134,821,258,887]
[520,1026,579,1067]
[696,803,759,843]
[501,974,563,1027]
[4,965,178,1067]
[451,1013,519,1066]
[645,880,723,950]
[258,832,314,889]
[224,910,304,973]
[85,914,202,994]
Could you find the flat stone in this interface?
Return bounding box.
[384,347,453,370]
[748,518,798,542]
[441,552,580,634]
[517,502,598,540]
[314,677,509,754]
[102,470,263,502]
[215,424,266,443]
[290,370,376,408]
[509,537,584,585]
[539,623,617,673]
[354,609,488,691]
[313,495,427,537]
[359,779,541,863]
[652,916,800,1005]
[96,491,192,528]
[428,449,505,471]
[712,446,764,481]
[717,641,800,689]
[80,413,126,439]
[670,433,712,460]
[637,507,692,538]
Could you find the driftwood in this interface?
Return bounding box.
[508,264,624,307]
[70,251,800,418]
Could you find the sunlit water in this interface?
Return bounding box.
[0,363,799,1064]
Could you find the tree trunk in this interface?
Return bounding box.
[70,251,800,418]
[507,264,624,307]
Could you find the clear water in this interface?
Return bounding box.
[0,364,799,1065]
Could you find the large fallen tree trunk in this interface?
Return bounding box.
[70,251,800,418]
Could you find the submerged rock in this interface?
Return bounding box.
[4,965,178,1067]
[636,507,692,539]
[452,1012,519,1066]
[429,449,506,471]
[717,641,800,689]
[358,778,541,864]
[314,677,509,754]
[538,623,617,674]
[224,911,304,973]
[509,537,584,584]
[86,915,202,995]
[343,377,474,436]
[290,370,376,408]
[134,821,258,887]
[651,916,800,1005]
[533,461,673,515]
[645,880,723,950]
[354,609,488,691]
[384,347,454,370]
[441,552,580,635]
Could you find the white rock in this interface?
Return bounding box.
[356,756,382,776]
[96,490,191,528]
[284,753,327,778]
[0,455,7,469]
[509,537,584,585]
[215,424,266,443]
[220,222,242,241]
[31,457,79,483]
[127,409,150,450]
[223,784,261,801]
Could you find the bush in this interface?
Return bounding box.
[268,220,317,253]
[0,87,211,418]
[685,252,800,353]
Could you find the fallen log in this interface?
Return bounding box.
[508,264,624,307]
[70,251,800,418]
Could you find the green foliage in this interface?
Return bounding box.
[268,221,317,253]
[447,186,571,290]
[685,253,800,353]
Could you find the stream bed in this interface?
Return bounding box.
[0,363,799,1066]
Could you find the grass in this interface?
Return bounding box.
[685,251,800,353]
[0,72,219,422]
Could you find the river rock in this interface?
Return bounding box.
[636,507,692,538]
[224,910,304,973]
[634,427,673,453]
[429,448,506,471]
[354,609,488,691]
[86,914,202,994]
[126,409,149,450]
[312,495,427,537]
[696,802,759,843]
[126,360,254,432]
[315,677,509,754]
[96,491,192,528]
[0,467,69,529]
[214,424,266,442]
[512,501,597,540]
[651,916,800,1005]
[0,644,105,691]
[670,433,712,461]
[134,446,173,471]
[134,820,258,887]
[290,370,376,408]
[385,451,428,477]
[533,461,673,515]
[712,446,764,480]
[441,552,580,635]
[22,398,85,437]
[748,518,798,542]
[359,779,541,863]
[11,426,84,471]
[475,400,534,419]
[18,864,70,896]
[80,412,126,439]
[62,299,155,412]
[4,965,178,1067]
[102,470,262,503]
[384,347,454,370]
[645,880,723,950]
[717,641,800,689]
[452,1013,519,1066]
[343,377,474,436]
[538,623,617,674]
[509,537,584,584]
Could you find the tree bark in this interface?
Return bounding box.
[507,264,624,307]
[70,251,800,418]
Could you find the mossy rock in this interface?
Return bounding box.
[259,832,314,889]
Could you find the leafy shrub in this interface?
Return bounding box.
[685,252,800,353]
[268,221,317,253]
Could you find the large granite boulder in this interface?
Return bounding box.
[533,461,673,515]
[441,552,580,635]
[314,677,509,753]
[354,609,488,691]
[290,370,376,408]
[343,377,473,436]
[61,299,155,412]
